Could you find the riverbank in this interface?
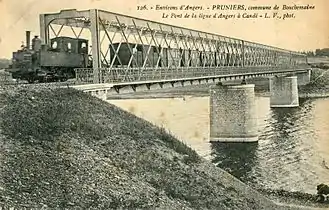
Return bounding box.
[1,83,329,209]
[1,85,312,210]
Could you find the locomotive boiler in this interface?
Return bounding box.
[7,31,90,83]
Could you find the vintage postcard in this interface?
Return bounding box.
[0,0,329,209]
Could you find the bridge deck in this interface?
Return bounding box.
[71,68,310,94]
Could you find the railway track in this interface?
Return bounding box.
[0,69,79,88]
[0,79,78,91]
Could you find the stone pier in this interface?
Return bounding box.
[209,84,258,142]
[297,70,311,86]
[269,76,299,108]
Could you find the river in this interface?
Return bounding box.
[107,95,329,195]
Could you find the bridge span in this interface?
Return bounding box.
[72,68,309,96]
[39,9,312,143]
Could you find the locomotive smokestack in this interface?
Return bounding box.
[26,31,31,49]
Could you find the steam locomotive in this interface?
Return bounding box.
[7,31,90,83]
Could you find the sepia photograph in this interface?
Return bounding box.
[0,0,329,209]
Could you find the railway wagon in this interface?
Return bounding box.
[109,42,248,69]
[109,43,169,67]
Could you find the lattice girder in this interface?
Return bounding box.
[39,9,308,83]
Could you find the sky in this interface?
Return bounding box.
[0,0,328,58]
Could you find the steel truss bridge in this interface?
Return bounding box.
[40,9,310,86]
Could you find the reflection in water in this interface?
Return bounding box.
[108,96,329,194]
[211,142,258,184]
[252,97,329,193]
[269,98,312,138]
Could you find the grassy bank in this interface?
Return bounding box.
[299,68,329,96]
[0,85,310,209]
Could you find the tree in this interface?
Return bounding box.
[315,48,329,56]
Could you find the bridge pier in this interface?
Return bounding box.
[209,84,258,142]
[269,76,299,108]
[297,70,311,86]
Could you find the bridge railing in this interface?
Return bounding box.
[75,64,309,84]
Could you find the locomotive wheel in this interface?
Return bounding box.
[27,77,35,84]
[317,194,325,203]
[38,77,45,83]
[61,78,68,82]
[26,72,37,84]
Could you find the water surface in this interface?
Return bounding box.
[107,96,329,194]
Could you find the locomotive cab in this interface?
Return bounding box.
[50,37,88,54]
